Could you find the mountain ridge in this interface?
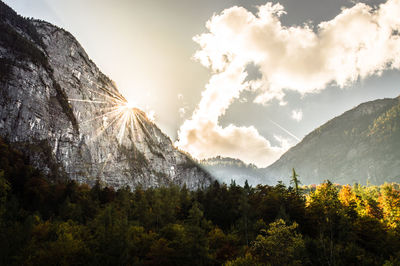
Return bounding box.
[200,95,400,186]
[264,95,400,185]
[199,156,266,185]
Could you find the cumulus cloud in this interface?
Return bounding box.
[176,0,400,167]
[291,109,303,122]
[178,118,290,166]
[177,93,189,118]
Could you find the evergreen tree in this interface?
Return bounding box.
[290,168,301,194]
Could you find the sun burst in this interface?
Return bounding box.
[67,85,157,165]
[124,100,137,109]
[58,77,165,182]
[68,89,140,145]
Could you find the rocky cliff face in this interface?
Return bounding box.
[264,96,400,185]
[0,2,212,189]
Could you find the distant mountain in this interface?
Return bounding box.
[200,96,400,186]
[0,1,212,189]
[199,156,269,185]
[264,96,400,185]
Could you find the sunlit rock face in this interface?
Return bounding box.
[0,2,212,189]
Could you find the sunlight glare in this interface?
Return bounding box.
[70,88,158,146]
[125,100,136,109]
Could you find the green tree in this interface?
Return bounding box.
[238,189,251,246]
[290,168,301,194]
[251,219,305,265]
[185,202,210,265]
[208,227,240,264]
[224,253,262,266]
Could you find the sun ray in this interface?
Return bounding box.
[117,111,130,144]
[99,105,126,113]
[99,88,127,103]
[102,104,134,136]
[78,107,122,125]
[135,113,153,139]
[87,88,126,104]
[67,86,145,147]
[127,112,138,160]
[87,90,123,104]
[68,98,110,104]
[129,111,139,142]
[91,110,124,142]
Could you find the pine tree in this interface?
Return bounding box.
[290,168,301,194]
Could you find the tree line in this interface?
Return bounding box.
[0,138,400,265]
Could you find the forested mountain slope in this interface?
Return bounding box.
[264,96,400,185]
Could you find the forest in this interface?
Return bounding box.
[0,137,400,266]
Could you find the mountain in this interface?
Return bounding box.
[0,1,212,189]
[199,156,268,185]
[264,96,400,185]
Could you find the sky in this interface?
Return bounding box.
[4,0,400,167]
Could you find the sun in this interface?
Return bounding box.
[68,89,156,150]
[124,100,136,109]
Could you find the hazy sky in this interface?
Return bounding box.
[4,0,400,166]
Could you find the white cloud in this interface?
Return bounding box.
[193,1,400,102]
[291,109,303,122]
[177,0,400,167]
[177,119,290,166]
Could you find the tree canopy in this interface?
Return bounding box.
[0,137,400,265]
